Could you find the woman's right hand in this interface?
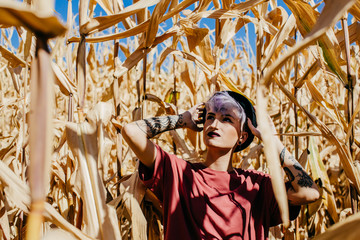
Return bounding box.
[182,103,206,132]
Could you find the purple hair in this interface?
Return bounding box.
[206,92,246,132]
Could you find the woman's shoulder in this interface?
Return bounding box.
[235,168,271,182]
[155,144,196,169]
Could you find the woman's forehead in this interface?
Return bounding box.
[207,105,241,118]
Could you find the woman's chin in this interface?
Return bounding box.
[205,143,235,152]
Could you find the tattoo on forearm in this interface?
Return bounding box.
[284,167,295,182]
[293,164,314,187]
[280,147,286,166]
[293,161,303,171]
[289,155,297,164]
[138,114,185,138]
[281,149,314,187]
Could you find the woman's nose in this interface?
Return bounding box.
[210,118,220,128]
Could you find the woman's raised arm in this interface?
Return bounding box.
[247,118,320,205]
[122,104,205,168]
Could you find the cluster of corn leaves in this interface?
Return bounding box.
[1,0,360,239]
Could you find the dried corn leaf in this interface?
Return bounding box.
[81,0,160,35]
[218,70,254,105]
[42,228,78,240]
[0,196,10,240]
[0,0,66,38]
[215,17,246,49]
[114,47,145,78]
[273,75,360,193]
[0,135,16,160]
[314,211,360,240]
[191,9,258,19]
[182,24,214,65]
[256,87,289,228]
[76,36,86,110]
[170,129,198,160]
[284,0,348,85]
[294,60,320,88]
[145,0,172,48]
[66,119,121,239]
[348,0,360,21]
[0,45,26,68]
[0,160,93,240]
[260,14,295,71]
[69,0,196,43]
[279,132,322,137]
[94,0,113,15]
[345,91,360,143]
[119,171,147,240]
[263,0,356,86]
[7,66,21,94]
[52,62,77,98]
[306,77,345,128]
[231,0,266,11]
[132,0,148,25]
[336,21,360,48]
[180,62,196,95]
[308,137,338,222]
[145,93,176,115]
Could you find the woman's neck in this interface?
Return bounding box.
[204,148,234,172]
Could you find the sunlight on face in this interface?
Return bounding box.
[205,92,246,133]
[203,105,243,151]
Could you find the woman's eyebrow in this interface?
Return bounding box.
[208,110,237,119]
[224,113,236,119]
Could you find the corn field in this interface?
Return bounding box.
[1,0,360,239]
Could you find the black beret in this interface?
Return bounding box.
[224,91,257,151]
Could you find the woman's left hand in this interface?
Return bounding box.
[247,118,262,140]
[247,114,278,141]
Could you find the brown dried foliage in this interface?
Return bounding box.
[1,0,360,239]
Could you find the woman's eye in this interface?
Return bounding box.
[223,118,232,123]
[206,115,214,120]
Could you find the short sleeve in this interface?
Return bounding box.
[138,144,169,202]
[265,180,301,226]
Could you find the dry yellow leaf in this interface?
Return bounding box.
[0,0,66,38]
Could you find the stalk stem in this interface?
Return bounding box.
[77,0,88,121]
[293,29,300,240]
[27,36,53,240]
[341,16,354,155]
[341,15,357,213]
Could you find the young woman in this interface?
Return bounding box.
[122,91,320,239]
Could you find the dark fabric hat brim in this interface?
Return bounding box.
[225,91,257,151]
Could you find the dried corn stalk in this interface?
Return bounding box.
[1,0,360,239]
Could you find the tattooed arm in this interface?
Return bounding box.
[247,118,320,205]
[122,104,204,168]
[277,141,320,205]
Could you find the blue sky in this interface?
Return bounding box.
[51,0,326,64]
[54,0,258,63]
[2,0,332,64]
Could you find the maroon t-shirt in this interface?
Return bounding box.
[139,145,300,240]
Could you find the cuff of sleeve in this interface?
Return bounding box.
[138,144,162,188]
[285,182,301,221]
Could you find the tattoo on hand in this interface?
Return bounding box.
[140,114,185,138]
